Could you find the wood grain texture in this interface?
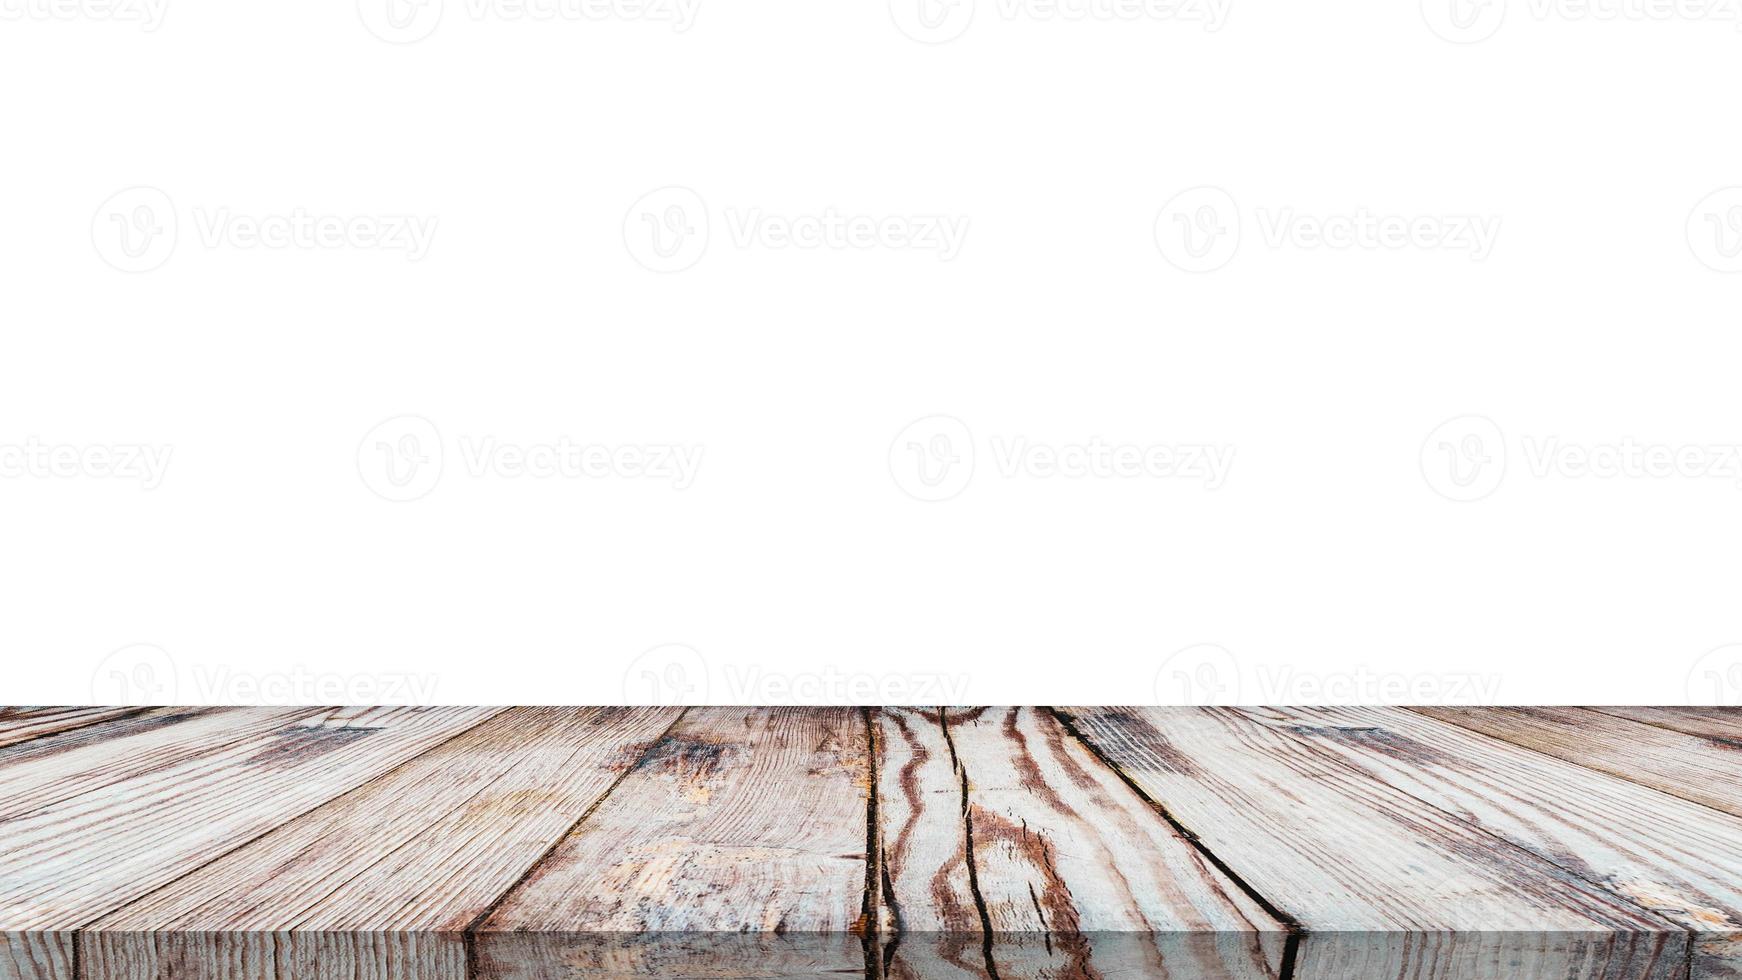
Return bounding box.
[475,707,872,980]
[5,706,1739,980]
[0,707,315,822]
[0,706,500,932]
[0,709,147,751]
[1421,707,1742,820]
[1593,707,1742,745]
[0,933,71,980]
[872,707,1288,980]
[1245,706,1742,978]
[1060,707,1689,979]
[86,708,682,980]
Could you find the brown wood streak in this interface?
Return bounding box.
[874,707,1288,980]
[1062,707,1690,980]
[1418,707,1742,821]
[474,707,872,980]
[1244,707,1742,979]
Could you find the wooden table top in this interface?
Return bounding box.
[1,706,1739,980]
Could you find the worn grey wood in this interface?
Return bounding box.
[0,708,147,751]
[1061,707,1689,979]
[475,707,873,980]
[1421,706,1742,819]
[4,706,1738,980]
[88,708,682,980]
[0,707,501,932]
[1245,706,1742,978]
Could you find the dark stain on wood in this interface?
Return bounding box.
[630,733,729,777]
[242,726,380,768]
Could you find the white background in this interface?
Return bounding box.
[5,0,1742,706]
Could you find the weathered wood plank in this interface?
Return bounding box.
[1244,706,1742,979]
[1061,707,1689,980]
[0,709,148,751]
[0,933,71,980]
[873,707,1288,980]
[1420,706,1742,820]
[0,707,317,822]
[0,707,500,932]
[78,932,465,980]
[475,707,871,980]
[1593,707,1742,745]
[85,707,682,980]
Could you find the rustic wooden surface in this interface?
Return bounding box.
[2,707,1739,980]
